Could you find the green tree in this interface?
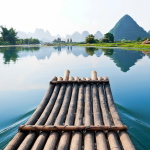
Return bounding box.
[30,38,40,44]
[0,26,18,44]
[85,34,96,43]
[136,37,141,41]
[104,33,114,42]
[101,38,110,43]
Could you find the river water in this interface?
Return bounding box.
[0,46,150,149]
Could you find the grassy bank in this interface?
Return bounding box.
[77,42,150,50]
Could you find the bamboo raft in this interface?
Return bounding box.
[5,70,135,150]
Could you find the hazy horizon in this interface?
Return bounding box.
[0,0,150,37]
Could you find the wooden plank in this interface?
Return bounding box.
[84,77,95,150]
[104,83,135,150]
[4,77,57,150]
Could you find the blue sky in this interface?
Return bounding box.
[0,0,150,36]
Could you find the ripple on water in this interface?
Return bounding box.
[116,103,150,150]
[0,108,35,149]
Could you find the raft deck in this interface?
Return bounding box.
[5,70,135,150]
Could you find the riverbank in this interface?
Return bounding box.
[0,42,150,51]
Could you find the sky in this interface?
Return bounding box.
[0,0,150,37]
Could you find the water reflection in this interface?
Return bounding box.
[0,46,149,72]
[142,51,150,58]
[85,47,98,56]
[102,49,145,72]
[0,47,40,64]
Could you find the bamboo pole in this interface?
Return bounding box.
[50,80,109,84]
[91,71,103,125]
[84,77,95,150]
[70,77,85,150]
[27,76,57,125]
[4,77,57,150]
[31,81,66,150]
[31,71,70,150]
[19,125,127,131]
[98,78,122,150]
[63,70,70,81]
[36,77,62,125]
[91,71,108,150]
[43,71,73,150]
[54,79,73,125]
[17,77,62,150]
[57,77,79,150]
[104,82,135,150]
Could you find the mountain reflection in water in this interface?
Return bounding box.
[102,49,145,72]
[0,46,149,72]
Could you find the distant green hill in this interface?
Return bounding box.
[148,30,150,34]
[110,15,150,41]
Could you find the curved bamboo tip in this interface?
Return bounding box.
[91,71,97,80]
[58,77,63,81]
[98,77,103,81]
[103,77,109,81]
[69,76,74,81]
[75,77,79,81]
[63,70,70,81]
[52,76,57,81]
[86,77,91,81]
[81,77,86,80]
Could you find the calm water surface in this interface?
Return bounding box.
[0,46,150,149]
